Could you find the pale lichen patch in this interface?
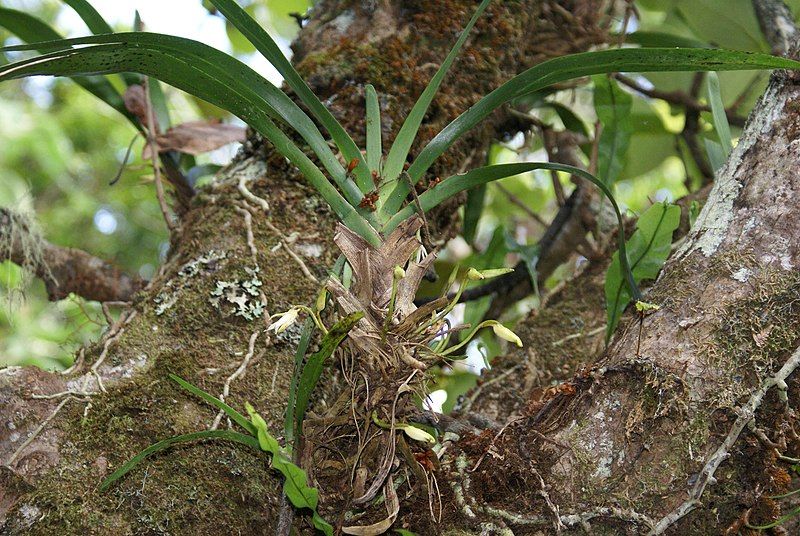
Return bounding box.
[154,250,228,315]
[209,266,264,320]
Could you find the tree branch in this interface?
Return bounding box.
[0,208,144,302]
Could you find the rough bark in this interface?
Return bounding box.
[433,67,800,534]
[0,1,609,534]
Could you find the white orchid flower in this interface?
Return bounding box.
[268,307,300,334]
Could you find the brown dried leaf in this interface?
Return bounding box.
[344,479,400,534]
[123,84,149,126]
[753,324,773,348]
[142,120,246,158]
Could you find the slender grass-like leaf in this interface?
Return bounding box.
[379,0,490,201]
[707,72,732,154]
[99,430,260,491]
[380,47,800,215]
[0,8,134,122]
[604,202,680,342]
[745,505,800,530]
[0,35,381,244]
[284,317,316,453]
[169,373,257,436]
[207,0,372,194]
[384,162,641,302]
[294,312,362,436]
[365,84,382,180]
[63,0,141,88]
[62,0,113,34]
[462,184,486,244]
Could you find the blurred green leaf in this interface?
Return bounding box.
[604,202,681,342]
[593,75,633,186]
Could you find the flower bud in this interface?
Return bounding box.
[491,322,523,347]
[467,267,514,280]
[401,424,436,444]
[467,267,484,280]
[393,265,406,280]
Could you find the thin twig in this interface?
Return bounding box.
[144,77,176,233]
[532,465,566,533]
[262,219,318,283]
[614,73,746,128]
[90,310,137,393]
[551,325,605,347]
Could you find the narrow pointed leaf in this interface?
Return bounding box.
[705,138,727,172]
[707,72,732,154]
[61,0,140,87]
[1,33,365,207]
[284,318,316,451]
[381,47,800,215]
[62,0,113,34]
[169,374,256,435]
[207,0,371,192]
[462,184,486,244]
[365,84,382,182]
[99,430,260,491]
[380,0,490,195]
[295,312,363,436]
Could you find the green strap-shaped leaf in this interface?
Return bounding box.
[207,0,372,194]
[99,430,260,491]
[462,184,486,244]
[284,317,316,452]
[383,162,641,303]
[604,202,681,342]
[62,0,113,34]
[380,47,800,216]
[294,312,363,436]
[61,0,141,88]
[0,8,133,122]
[704,138,727,172]
[0,34,381,245]
[707,71,733,155]
[169,373,257,435]
[365,84,382,178]
[380,0,491,198]
[593,75,633,186]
